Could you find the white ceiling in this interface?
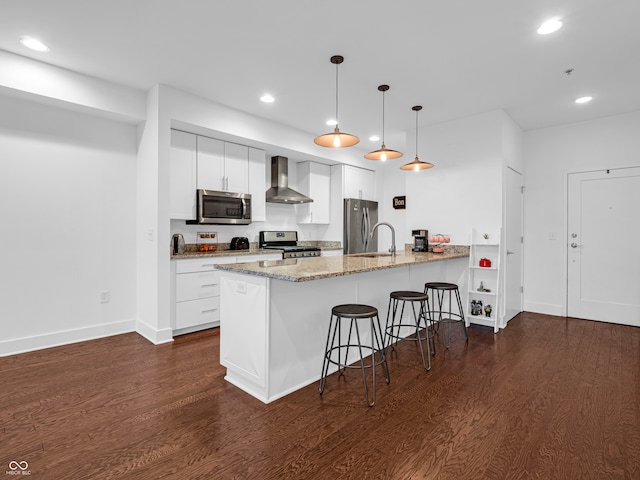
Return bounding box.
[2,0,640,153]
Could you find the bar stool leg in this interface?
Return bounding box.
[455,288,469,341]
[319,313,338,393]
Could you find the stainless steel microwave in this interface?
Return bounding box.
[192,190,251,225]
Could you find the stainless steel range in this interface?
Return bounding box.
[259,231,321,259]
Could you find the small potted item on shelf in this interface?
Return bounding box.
[483,233,490,243]
[477,281,491,292]
[484,304,492,317]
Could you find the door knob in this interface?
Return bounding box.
[571,242,578,248]
[506,250,515,255]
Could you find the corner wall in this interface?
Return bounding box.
[0,95,138,355]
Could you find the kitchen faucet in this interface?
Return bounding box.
[370,222,396,257]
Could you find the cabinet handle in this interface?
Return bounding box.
[201,283,218,287]
[201,308,217,313]
[201,264,215,268]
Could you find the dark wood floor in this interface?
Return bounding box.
[2,312,639,479]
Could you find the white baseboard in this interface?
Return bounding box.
[0,319,136,357]
[523,301,565,317]
[135,319,174,345]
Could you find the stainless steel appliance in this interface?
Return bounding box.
[259,231,321,258]
[265,156,313,204]
[412,229,429,252]
[188,190,251,225]
[171,233,186,254]
[343,198,378,254]
[229,237,249,250]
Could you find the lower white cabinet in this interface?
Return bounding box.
[172,253,283,335]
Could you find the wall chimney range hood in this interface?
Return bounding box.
[265,156,313,204]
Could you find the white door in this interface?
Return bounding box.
[567,167,640,326]
[504,167,523,324]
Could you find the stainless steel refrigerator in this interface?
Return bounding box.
[343,198,379,254]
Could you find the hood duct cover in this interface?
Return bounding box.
[265,156,313,204]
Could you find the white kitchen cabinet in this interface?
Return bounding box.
[172,252,284,335]
[465,228,501,333]
[169,129,197,219]
[196,138,249,194]
[249,147,266,222]
[172,256,237,334]
[223,142,250,194]
[343,165,375,200]
[196,135,225,191]
[296,161,330,224]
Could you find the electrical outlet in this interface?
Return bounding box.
[100,291,111,303]
[236,282,247,294]
[147,229,154,241]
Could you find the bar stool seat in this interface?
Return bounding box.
[424,282,468,349]
[319,304,390,406]
[384,291,433,371]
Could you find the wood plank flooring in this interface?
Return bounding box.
[1,312,639,479]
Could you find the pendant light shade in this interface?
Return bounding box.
[401,106,434,171]
[314,55,359,148]
[365,85,402,161]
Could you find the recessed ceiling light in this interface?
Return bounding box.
[575,96,593,104]
[369,135,380,142]
[537,17,563,35]
[19,36,50,52]
[325,119,337,126]
[260,94,274,103]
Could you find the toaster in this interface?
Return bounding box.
[230,237,250,250]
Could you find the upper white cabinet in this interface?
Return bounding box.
[343,165,375,200]
[222,142,250,194]
[197,138,249,194]
[296,161,330,224]
[248,147,266,222]
[170,129,197,220]
[196,136,225,191]
[170,129,266,221]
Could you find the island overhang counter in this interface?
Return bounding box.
[216,248,469,403]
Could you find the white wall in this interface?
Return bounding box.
[523,110,640,315]
[0,95,138,355]
[386,111,506,248]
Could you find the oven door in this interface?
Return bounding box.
[197,190,251,225]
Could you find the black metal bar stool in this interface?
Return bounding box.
[384,291,433,371]
[319,304,390,407]
[424,282,468,349]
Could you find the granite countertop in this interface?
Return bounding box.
[171,248,277,259]
[215,246,469,282]
[171,241,343,259]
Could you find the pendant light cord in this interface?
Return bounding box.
[381,89,385,144]
[334,62,339,126]
[415,108,419,158]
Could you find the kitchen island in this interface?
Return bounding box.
[216,247,469,403]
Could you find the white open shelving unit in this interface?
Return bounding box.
[466,228,501,333]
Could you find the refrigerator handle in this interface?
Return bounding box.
[363,207,370,251]
[361,208,366,250]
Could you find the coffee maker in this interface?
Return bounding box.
[412,229,429,252]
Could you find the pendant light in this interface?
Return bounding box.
[401,105,434,171]
[365,85,402,161]
[314,55,359,148]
